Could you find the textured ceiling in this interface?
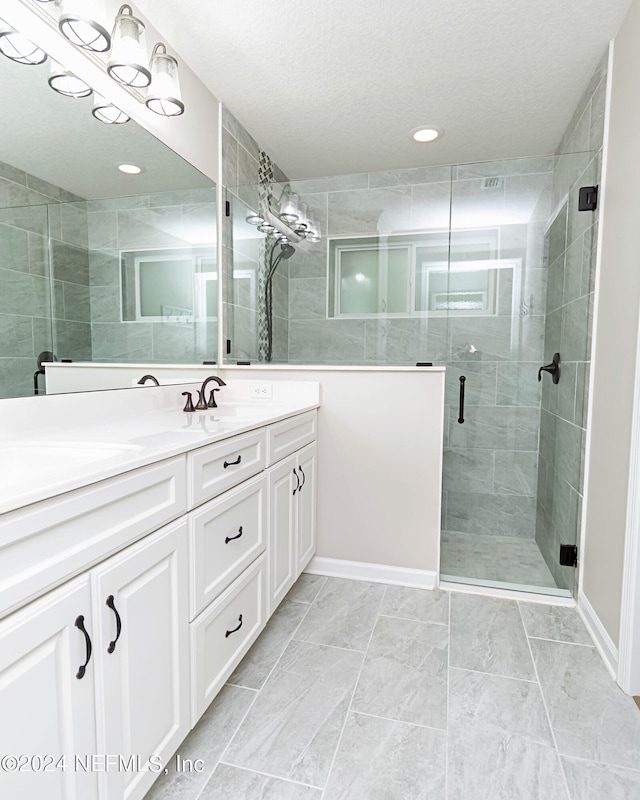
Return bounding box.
[134,0,631,179]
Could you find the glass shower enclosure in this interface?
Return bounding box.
[225,150,597,598]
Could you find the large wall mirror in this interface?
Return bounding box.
[0,40,217,400]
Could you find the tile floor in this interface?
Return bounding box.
[441,530,558,589]
[144,574,640,800]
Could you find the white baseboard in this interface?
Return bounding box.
[578,590,619,680]
[304,556,437,589]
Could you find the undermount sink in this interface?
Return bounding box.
[0,441,142,486]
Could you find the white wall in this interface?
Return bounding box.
[582,0,640,650]
[46,364,446,581]
[2,0,220,183]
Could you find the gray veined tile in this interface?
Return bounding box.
[450,593,535,679]
[447,668,567,800]
[201,764,322,799]
[143,684,255,800]
[519,603,592,645]
[380,584,449,625]
[530,638,640,769]
[561,756,640,800]
[323,712,446,800]
[286,573,327,605]
[294,578,385,651]
[227,599,309,690]
[224,639,363,787]
[351,615,448,729]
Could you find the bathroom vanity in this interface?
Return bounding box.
[0,382,318,800]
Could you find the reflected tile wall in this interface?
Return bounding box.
[87,189,217,365]
[0,163,85,397]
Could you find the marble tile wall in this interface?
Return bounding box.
[535,51,607,591]
[0,160,86,398]
[222,107,289,363]
[87,188,217,365]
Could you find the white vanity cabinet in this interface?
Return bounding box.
[0,576,99,800]
[0,404,317,800]
[91,519,189,800]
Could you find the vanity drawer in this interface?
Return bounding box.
[191,554,266,724]
[268,410,317,465]
[189,474,266,619]
[188,429,266,508]
[0,457,186,620]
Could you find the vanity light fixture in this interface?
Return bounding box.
[57,0,111,53]
[0,25,47,64]
[107,5,151,88]
[48,59,92,97]
[145,43,184,116]
[92,93,129,124]
[411,126,442,142]
[245,186,322,245]
[118,163,142,174]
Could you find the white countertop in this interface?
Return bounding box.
[0,381,319,515]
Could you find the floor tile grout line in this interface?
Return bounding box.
[224,682,259,692]
[377,611,448,627]
[525,633,594,648]
[319,584,388,797]
[197,597,317,798]
[556,752,640,775]
[216,760,324,791]
[445,591,451,799]
[516,601,572,800]
[291,636,366,654]
[349,708,447,733]
[448,664,538,684]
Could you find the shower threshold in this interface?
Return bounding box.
[440,573,572,599]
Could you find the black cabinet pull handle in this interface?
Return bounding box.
[225,614,243,637]
[458,375,466,424]
[106,595,122,654]
[293,467,300,495]
[75,615,92,679]
[225,526,243,544]
[299,465,306,490]
[224,455,242,468]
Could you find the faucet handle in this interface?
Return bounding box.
[208,388,220,408]
[182,392,195,413]
[194,389,208,411]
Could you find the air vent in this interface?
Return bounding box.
[483,177,503,189]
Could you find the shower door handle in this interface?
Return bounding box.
[458,376,466,424]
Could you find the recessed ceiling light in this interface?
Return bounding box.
[118,163,143,174]
[411,127,442,143]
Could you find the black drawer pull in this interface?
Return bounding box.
[225,614,243,637]
[106,595,122,654]
[224,455,242,468]
[225,526,243,544]
[292,467,300,495]
[299,465,306,490]
[75,615,92,680]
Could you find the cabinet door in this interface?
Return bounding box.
[92,520,189,800]
[268,454,297,614]
[296,443,317,574]
[0,577,98,800]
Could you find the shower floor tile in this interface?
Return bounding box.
[440,530,558,588]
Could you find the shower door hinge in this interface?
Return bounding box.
[225,200,231,217]
[559,544,578,567]
[578,186,598,211]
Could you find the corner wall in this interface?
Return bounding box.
[582,1,640,649]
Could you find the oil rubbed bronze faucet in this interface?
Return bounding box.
[195,375,226,410]
[137,374,160,386]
